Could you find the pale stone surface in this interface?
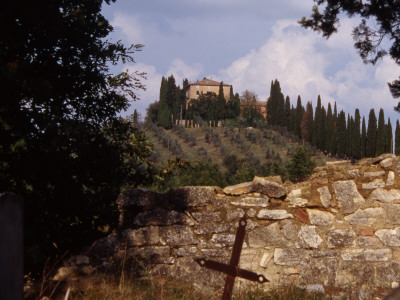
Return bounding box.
[226,208,245,221]
[223,182,253,195]
[248,222,291,248]
[210,233,235,248]
[274,248,309,266]
[347,169,361,177]
[192,212,221,223]
[375,227,400,246]
[257,209,293,220]
[174,247,197,257]
[327,229,356,248]
[281,220,298,240]
[123,227,160,246]
[341,249,392,262]
[170,186,216,207]
[387,171,395,186]
[370,188,400,202]
[230,196,269,207]
[317,186,332,208]
[332,180,365,214]
[364,171,386,178]
[298,225,323,249]
[362,179,385,189]
[252,176,287,198]
[385,204,400,225]
[357,236,382,248]
[259,251,273,268]
[288,198,308,208]
[288,189,302,198]
[307,209,335,226]
[246,208,257,217]
[159,225,198,246]
[380,158,394,168]
[305,284,325,294]
[193,223,230,235]
[343,208,384,225]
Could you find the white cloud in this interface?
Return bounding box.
[166,59,203,86]
[111,13,143,43]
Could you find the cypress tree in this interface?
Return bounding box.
[295,96,304,139]
[159,76,167,104]
[376,108,385,156]
[319,106,327,151]
[361,116,367,158]
[396,120,400,155]
[267,79,284,126]
[386,118,393,153]
[366,109,377,157]
[346,114,353,158]
[337,110,347,157]
[312,96,322,147]
[217,81,226,121]
[289,105,296,133]
[284,96,291,130]
[305,102,314,144]
[330,102,338,156]
[352,109,361,159]
[325,103,333,153]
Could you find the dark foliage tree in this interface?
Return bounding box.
[386,118,393,153]
[217,81,226,120]
[325,103,333,153]
[366,109,378,157]
[352,109,361,159]
[319,106,327,151]
[145,101,160,124]
[295,96,304,139]
[337,110,347,157]
[287,146,316,182]
[361,116,367,158]
[331,102,338,155]
[284,96,291,130]
[396,120,400,155]
[346,114,353,158]
[1,0,151,274]
[304,102,314,144]
[312,95,322,147]
[267,80,285,126]
[300,0,400,102]
[376,108,386,156]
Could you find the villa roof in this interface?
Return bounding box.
[188,77,231,87]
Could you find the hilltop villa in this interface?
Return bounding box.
[185,78,232,102]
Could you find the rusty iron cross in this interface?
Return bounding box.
[194,216,268,300]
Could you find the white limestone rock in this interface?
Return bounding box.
[257,209,293,220]
[380,157,394,168]
[364,171,386,178]
[298,225,323,249]
[288,198,309,208]
[341,249,392,262]
[274,248,310,266]
[370,188,400,203]
[317,186,332,208]
[231,196,269,207]
[332,180,365,214]
[307,209,335,226]
[343,207,384,225]
[387,171,395,186]
[375,227,400,246]
[252,176,287,198]
[327,229,356,248]
[362,179,385,189]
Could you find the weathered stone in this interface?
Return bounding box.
[226,208,245,221]
[192,212,221,223]
[341,249,392,262]
[364,171,386,178]
[230,196,269,207]
[134,209,185,226]
[132,246,175,264]
[305,284,325,294]
[298,225,323,249]
[312,177,329,185]
[343,207,383,225]
[274,248,310,266]
[375,227,400,246]
[159,225,198,246]
[307,209,334,226]
[371,154,395,164]
[317,186,332,208]
[288,189,302,198]
[239,249,260,270]
[123,227,160,246]
[169,186,216,207]
[385,204,400,225]
[288,198,308,208]
[259,250,273,268]
[327,229,356,248]
[200,248,230,258]
[281,220,298,240]
[332,180,365,214]
[174,247,197,257]
[256,209,293,220]
[362,179,385,189]
[246,208,257,217]
[380,158,394,168]
[347,169,361,177]
[357,236,382,248]
[210,233,235,248]
[223,182,253,195]
[193,223,230,235]
[116,188,161,209]
[295,208,309,224]
[248,222,291,248]
[265,175,283,184]
[387,171,395,186]
[370,188,400,203]
[252,176,287,198]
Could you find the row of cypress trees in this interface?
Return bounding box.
[267,79,399,158]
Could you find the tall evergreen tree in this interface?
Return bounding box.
[376,108,386,156]
[305,102,314,144]
[217,81,226,121]
[295,96,304,139]
[386,118,393,153]
[352,109,361,159]
[319,106,327,151]
[312,96,322,147]
[361,116,367,158]
[159,76,168,104]
[337,110,347,157]
[325,103,333,153]
[396,120,400,155]
[330,102,338,155]
[166,75,177,108]
[284,96,291,130]
[346,114,353,158]
[267,79,284,126]
[366,109,377,157]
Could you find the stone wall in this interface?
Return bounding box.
[87,154,400,297]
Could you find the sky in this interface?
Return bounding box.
[101,0,400,126]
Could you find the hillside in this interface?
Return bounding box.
[142,123,333,171]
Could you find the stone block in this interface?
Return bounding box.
[371,188,400,203]
[347,169,361,177]
[174,247,197,257]
[288,198,308,208]
[385,204,400,225]
[357,236,382,248]
[362,179,385,189]
[116,188,161,209]
[307,209,335,226]
[230,196,269,207]
[210,233,235,248]
[226,208,245,221]
[380,158,394,168]
[248,222,291,248]
[364,171,386,178]
[192,211,222,223]
[274,248,310,266]
[193,222,231,235]
[169,186,216,207]
[257,209,293,220]
[375,227,400,246]
[332,180,365,214]
[387,171,395,186]
[357,227,374,236]
[259,250,274,268]
[298,225,323,249]
[295,208,309,224]
[327,229,356,248]
[343,207,383,225]
[159,225,198,247]
[123,227,160,246]
[317,186,332,208]
[134,209,186,226]
[281,220,298,240]
[341,249,392,262]
[252,176,287,198]
[223,182,253,195]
